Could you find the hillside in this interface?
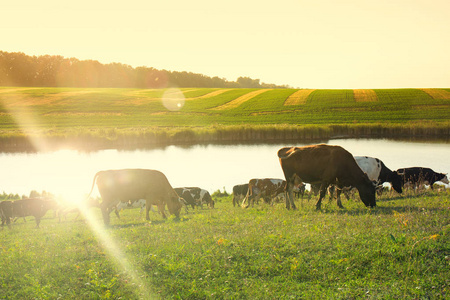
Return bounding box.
[0,87,449,150]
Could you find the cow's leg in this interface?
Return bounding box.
[335,189,344,209]
[100,203,111,226]
[155,204,167,219]
[35,217,41,228]
[114,208,121,219]
[285,180,297,210]
[315,183,328,210]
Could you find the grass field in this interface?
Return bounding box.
[0,86,449,149]
[1,189,449,299]
[0,87,449,128]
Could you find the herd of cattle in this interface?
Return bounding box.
[1,144,448,228]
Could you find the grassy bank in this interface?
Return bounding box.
[0,87,449,150]
[1,190,449,299]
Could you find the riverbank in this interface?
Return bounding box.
[1,122,449,152]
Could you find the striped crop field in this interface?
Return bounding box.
[420,88,450,100]
[0,87,449,132]
[284,89,316,105]
[353,89,378,102]
[211,89,272,110]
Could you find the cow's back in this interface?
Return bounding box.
[278,144,355,184]
[96,169,174,202]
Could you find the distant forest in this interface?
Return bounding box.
[0,51,289,89]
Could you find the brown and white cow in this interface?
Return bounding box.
[241,178,286,208]
[87,169,183,225]
[278,144,376,210]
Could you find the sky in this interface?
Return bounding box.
[1,0,449,89]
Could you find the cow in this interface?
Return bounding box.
[278,144,376,210]
[87,169,183,225]
[1,198,56,228]
[355,156,403,194]
[232,184,249,207]
[242,178,286,208]
[114,199,158,218]
[175,187,214,209]
[0,201,13,228]
[396,167,449,191]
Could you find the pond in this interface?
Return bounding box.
[0,139,449,202]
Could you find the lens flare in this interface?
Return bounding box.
[1,89,155,298]
[162,88,185,111]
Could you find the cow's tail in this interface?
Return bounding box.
[85,171,101,207]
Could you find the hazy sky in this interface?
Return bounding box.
[2,0,449,89]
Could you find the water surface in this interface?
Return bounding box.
[0,139,448,201]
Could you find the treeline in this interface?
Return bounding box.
[0,51,289,89]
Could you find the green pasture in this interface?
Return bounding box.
[0,87,449,129]
[1,189,449,299]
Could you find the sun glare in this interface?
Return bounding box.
[162,88,185,111]
[1,105,156,298]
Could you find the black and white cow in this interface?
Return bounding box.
[354,156,403,194]
[232,184,249,207]
[395,167,449,190]
[175,187,214,209]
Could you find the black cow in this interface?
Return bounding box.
[232,184,249,207]
[396,167,449,190]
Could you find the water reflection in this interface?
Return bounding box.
[0,139,448,200]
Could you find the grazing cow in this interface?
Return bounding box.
[278,144,376,210]
[1,198,56,228]
[242,178,286,208]
[232,184,249,207]
[114,199,158,218]
[88,169,183,225]
[0,201,13,227]
[175,188,198,209]
[175,187,214,209]
[396,167,449,190]
[354,156,403,194]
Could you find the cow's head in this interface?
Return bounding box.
[390,171,403,194]
[358,175,376,208]
[440,174,449,184]
[167,195,183,218]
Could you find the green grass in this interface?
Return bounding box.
[0,87,449,149]
[1,189,449,299]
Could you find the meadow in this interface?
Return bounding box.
[0,87,449,150]
[1,189,449,299]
